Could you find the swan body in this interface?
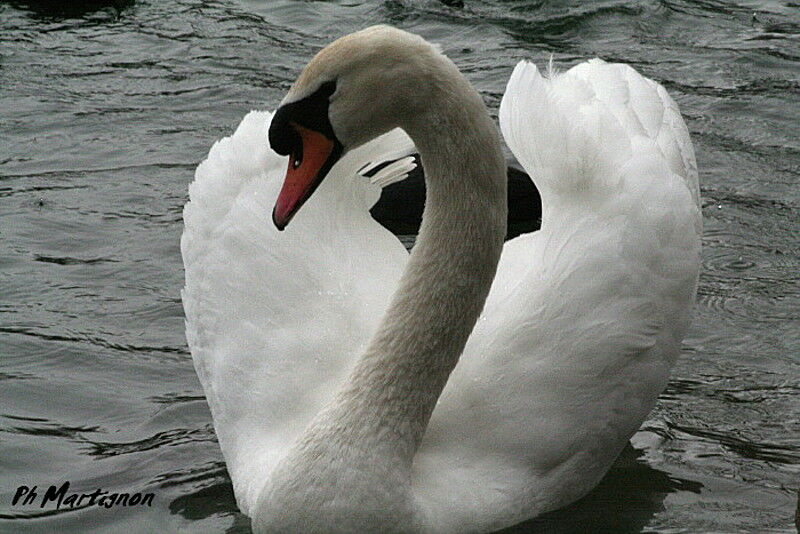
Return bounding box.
[182,26,701,533]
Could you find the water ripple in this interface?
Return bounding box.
[1,0,798,531]
[84,426,216,458]
[0,326,190,356]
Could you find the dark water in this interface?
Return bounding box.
[1,0,798,532]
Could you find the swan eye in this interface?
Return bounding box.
[291,139,304,169]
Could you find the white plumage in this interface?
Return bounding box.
[182,29,701,532]
[183,117,415,514]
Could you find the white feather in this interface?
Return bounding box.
[182,56,701,531]
[182,117,411,513]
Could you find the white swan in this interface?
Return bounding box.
[182,25,701,533]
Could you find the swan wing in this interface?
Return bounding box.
[500,58,699,210]
[414,60,701,531]
[182,111,413,514]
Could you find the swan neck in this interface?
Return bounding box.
[259,69,507,531]
[341,81,508,458]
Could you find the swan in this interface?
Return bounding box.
[181,25,701,533]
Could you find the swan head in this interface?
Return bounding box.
[269,25,446,229]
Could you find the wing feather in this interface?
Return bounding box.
[412,59,701,529]
[182,112,412,513]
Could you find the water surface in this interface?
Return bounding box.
[1,0,798,532]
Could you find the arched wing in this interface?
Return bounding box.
[182,111,414,514]
[413,60,702,531]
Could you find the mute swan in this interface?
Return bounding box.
[182,25,701,533]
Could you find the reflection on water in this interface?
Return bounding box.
[500,445,702,534]
[1,0,798,532]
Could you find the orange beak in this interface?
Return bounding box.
[272,123,340,230]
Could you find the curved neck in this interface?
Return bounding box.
[340,90,508,461]
[323,75,507,466]
[258,68,507,531]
